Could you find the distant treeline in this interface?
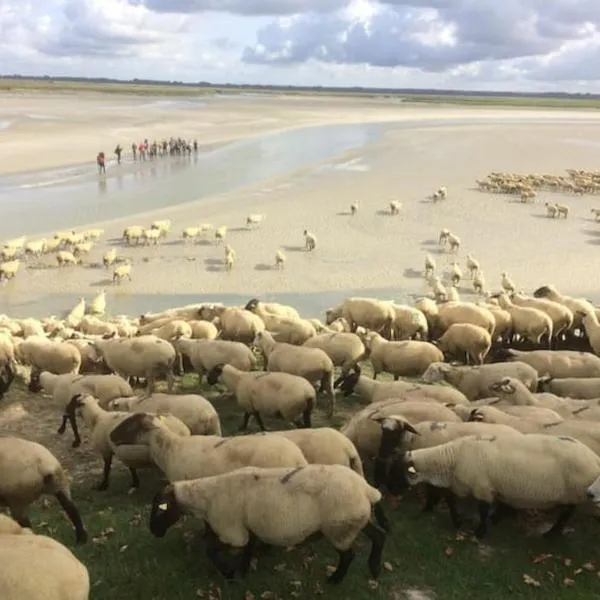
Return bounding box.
[0,74,598,101]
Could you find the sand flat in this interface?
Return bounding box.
[1,92,600,318]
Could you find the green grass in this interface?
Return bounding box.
[2,77,600,109]
[3,370,600,600]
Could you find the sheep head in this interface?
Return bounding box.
[206,364,225,386]
[489,377,514,395]
[371,415,420,458]
[109,412,163,446]
[533,285,557,299]
[335,370,360,397]
[27,367,42,393]
[244,298,260,312]
[150,483,183,538]
[467,408,485,422]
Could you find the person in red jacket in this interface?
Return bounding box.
[96,151,106,174]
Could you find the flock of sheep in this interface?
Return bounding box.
[5,284,600,597]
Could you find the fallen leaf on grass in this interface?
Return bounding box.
[260,592,276,599]
[325,565,336,576]
[368,580,379,590]
[444,547,454,557]
[523,574,541,587]
[582,562,596,571]
[564,558,573,567]
[532,553,553,564]
[563,578,575,587]
[119,545,128,553]
[384,561,394,571]
[243,593,254,600]
[273,563,286,572]
[455,532,467,542]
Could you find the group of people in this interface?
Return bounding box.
[96,137,199,175]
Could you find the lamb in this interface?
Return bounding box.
[108,392,221,436]
[500,272,516,294]
[336,365,470,406]
[142,228,161,245]
[56,250,80,267]
[24,238,46,258]
[268,428,365,476]
[73,241,94,257]
[224,249,235,271]
[1,245,17,261]
[44,237,62,253]
[445,232,460,253]
[253,330,335,413]
[206,363,315,430]
[389,200,401,215]
[0,517,90,600]
[65,394,190,491]
[3,235,26,251]
[496,292,553,348]
[0,259,20,280]
[113,261,132,284]
[303,229,316,251]
[325,297,395,338]
[421,361,539,401]
[473,270,485,294]
[109,412,308,484]
[465,254,480,278]
[89,289,107,316]
[102,248,117,268]
[28,370,135,447]
[182,226,202,242]
[350,201,358,215]
[188,319,219,340]
[450,262,462,286]
[364,331,443,379]
[65,297,86,328]
[122,225,144,245]
[436,323,492,365]
[148,464,387,583]
[91,333,176,393]
[493,348,600,378]
[429,276,447,302]
[82,228,104,241]
[545,202,559,218]
[303,331,365,380]
[0,436,87,543]
[246,214,265,228]
[150,219,171,237]
[214,225,227,243]
[555,203,569,218]
[15,337,81,375]
[424,254,436,278]
[174,337,256,384]
[403,433,600,538]
[275,249,285,269]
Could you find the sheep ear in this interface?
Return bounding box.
[407,465,417,474]
[158,503,168,511]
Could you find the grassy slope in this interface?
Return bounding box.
[2,78,600,109]
[2,365,600,600]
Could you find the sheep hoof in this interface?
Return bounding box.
[71,439,81,449]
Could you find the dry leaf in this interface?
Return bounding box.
[289,580,301,587]
[314,583,324,595]
[259,592,276,599]
[444,547,454,557]
[273,563,286,572]
[384,561,394,572]
[564,558,573,567]
[563,578,575,587]
[455,532,466,542]
[195,591,204,598]
[368,580,379,590]
[574,569,583,576]
[119,545,128,553]
[582,562,595,571]
[325,566,336,576]
[523,574,541,587]
[532,553,553,564]
[243,593,254,600]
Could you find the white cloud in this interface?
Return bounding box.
[1,0,600,91]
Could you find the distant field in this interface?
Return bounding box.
[2,78,600,109]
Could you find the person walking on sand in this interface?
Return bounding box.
[114,144,122,165]
[96,151,106,175]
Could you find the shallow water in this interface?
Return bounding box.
[0,121,386,239]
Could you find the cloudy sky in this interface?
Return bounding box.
[1,0,600,92]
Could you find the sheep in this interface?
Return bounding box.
[28,370,135,446]
[275,249,285,269]
[436,323,492,365]
[389,304,428,341]
[102,248,117,268]
[545,202,559,218]
[199,305,265,344]
[493,348,600,378]
[92,333,176,394]
[389,200,401,215]
[150,219,171,237]
[0,259,20,280]
[481,302,512,343]
[149,319,193,342]
[0,436,87,543]
[253,330,335,416]
[532,284,596,333]
[326,297,395,338]
[510,292,573,342]
[496,292,553,348]
[65,297,86,328]
[122,225,144,245]
[113,261,132,284]
[24,238,46,258]
[148,464,387,583]
[465,254,480,278]
[303,229,316,251]
[268,428,365,476]
[432,301,495,339]
[473,270,486,294]
[73,241,94,257]
[421,361,539,401]
[591,208,600,222]
[198,223,214,235]
[336,365,470,406]
[206,363,315,430]
[0,517,90,600]
[83,228,104,241]
[1,245,17,261]
[214,225,227,243]
[15,337,81,375]
[303,331,365,380]
[424,254,436,278]
[182,226,202,242]
[142,228,161,246]
[44,237,62,253]
[187,319,218,340]
[364,332,443,379]
[445,232,460,253]
[109,412,308,484]
[429,276,447,302]
[537,376,600,400]
[341,398,461,460]
[555,203,569,218]
[89,289,107,316]
[3,235,26,251]
[246,213,265,228]
[65,394,190,491]
[500,272,515,294]
[403,433,600,538]
[245,299,300,320]
[350,201,358,215]
[108,392,221,436]
[224,249,235,271]
[174,337,256,384]
[577,310,600,355]
[56,250,80,267]
[450,262,462,286]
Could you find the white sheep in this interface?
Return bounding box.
[214,225,227,243]
[113,261,132,284]
[436,322,492,365]
[150,219,171,237]
[142,228,161,245]
[404,433,600,539]
[182,226,202,242]
[122,225,144,245]
[496,292,553,347]
[424,254,436,278]
[350,201,359,215]
[15,336,81,375]
[545,202,559,218]
[246,214,265,228]
[0,516,90,600]
[73,241,94,257]
[24,238,46,258]
[3,235,26,251]
[429,275,447,302]
[83,228,104,241]
[65,297,86,328]
[56,250,80,267]
[465,254,480,278]
[89,289,107,315]
[0,259,20,281]
[389,200,401,215]
[500,272,516,293]
[473,270,485,294]
[555,203,569,218]
[224,248,235,271]
[0,436,87,543]
[1,245,17,261]
[303,331,365,380]
[148,464,387,583]
[303,229,316,251]
[275,248,285,269]
[591,208,600,222]
[325,297,395,338]
[450,262,462,286]
[206,363,316,430]
[445,232,460,253]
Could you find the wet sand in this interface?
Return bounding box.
[1,92,600,318]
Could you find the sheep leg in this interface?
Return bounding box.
[253,411,267,432]
[422,484,445,512]
[372,501,390,533]
[237,532,258,576]
[95,454,113,491]
[54,491,88,544]
[238,412,252,432]
[204,529,238,580]
[445,493,461,529]
[474,500,491,539]
[326,547,356,584]
[129,468,140,489]
[300,404,312,428]
[489,502,517,525]
[544,504,575,537]
[362,521,386,579]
